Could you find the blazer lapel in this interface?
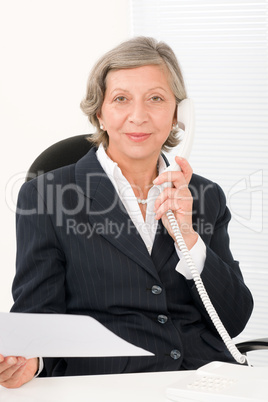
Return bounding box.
[151,220,178,272]
[151,153,176,272]
[75,148,161,280]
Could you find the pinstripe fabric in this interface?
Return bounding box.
[11,148,253,376]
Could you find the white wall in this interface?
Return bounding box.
[0,0,131,311]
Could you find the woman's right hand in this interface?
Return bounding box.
[0,355,38,388]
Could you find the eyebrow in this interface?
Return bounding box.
[110,86,168,94]
[110,88,131,95]
[148,86,169,93]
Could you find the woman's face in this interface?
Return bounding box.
[98,65,177,164]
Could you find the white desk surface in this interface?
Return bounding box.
[0,370,189,402]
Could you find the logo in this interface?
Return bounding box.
[228,170,263,233]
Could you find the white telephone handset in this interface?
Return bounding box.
[161,98,195,186]
[162,99,247,366]
[176,98,195,161]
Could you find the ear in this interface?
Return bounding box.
[96,111,101,122]
[173,105,178,126]
[96,112,104,129]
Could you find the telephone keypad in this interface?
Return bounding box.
[187,375,237,392]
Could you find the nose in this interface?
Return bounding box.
[128,100,148,126]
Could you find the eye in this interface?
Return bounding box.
[114,96,127,103]
[151,96,163,102]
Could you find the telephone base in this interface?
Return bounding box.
[166,361,268,402]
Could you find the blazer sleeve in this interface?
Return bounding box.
[11,179,66,313]
[11,179,69,376]
[189,181,253,338]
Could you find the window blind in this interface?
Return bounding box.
[131,0,268,366]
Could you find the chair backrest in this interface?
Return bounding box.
[26,134,93,181]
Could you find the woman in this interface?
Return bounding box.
[0,37,253,388]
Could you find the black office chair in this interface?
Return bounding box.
[26,134,268,359]
[236,338,268,355]
[26,134,93,181]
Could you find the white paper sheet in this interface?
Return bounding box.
[0,312,154,359]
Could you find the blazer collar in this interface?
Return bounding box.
[75,148,175,279]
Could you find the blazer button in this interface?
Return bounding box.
[151,285,162,295]
[158,314,168,324]
[170,349,181,360]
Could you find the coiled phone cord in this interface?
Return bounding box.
[166,209,248,365]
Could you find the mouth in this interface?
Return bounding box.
[125,133,151,142]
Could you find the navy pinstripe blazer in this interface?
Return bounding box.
[11,147,253,376]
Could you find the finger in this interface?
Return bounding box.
[0,356,26,375]
[1,362,27,386]
[174,156,193,183]
[0,356,17,373]
[0,360,26,383]
[0,358,37,389]
[153,165,192,191]
[154,157,192,185]
[155,198,192,220]
[153,170,185,187]
[154,186,191,212]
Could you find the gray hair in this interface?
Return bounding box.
[80,36,187,151]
